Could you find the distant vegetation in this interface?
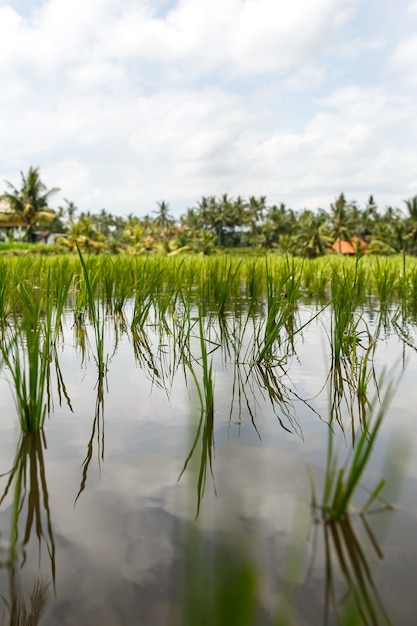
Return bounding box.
[1,166,417,256]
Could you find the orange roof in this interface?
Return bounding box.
[331,237,367,255]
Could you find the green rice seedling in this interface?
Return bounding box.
[396,254,417,322]
[111,257,137,314]
[244,257,266,303]
[330,269,362,365]
[255,296,323,365]
[328,311,376,429]
[91,255,135,315]
[76,245,107,376]
[404,265,417,318]
[254,260,290,363]
[151,260,183,331]
[99,256,116,314]
[327,308,379,435]
[130,258,163,332]
[0,260,13,331]
[281,256,303,305]
[214,258,242,318]
[0,283,53,432]
[307,370,401,624]
[352,256,367,303]
[302,258,331,301]
[320,371,397,521]
[72,255,101,318]
[198,257,242,316]
[373,257,397,309]
[394,251,408,310]
[254,256,313,363]
[179,314,218,516]
[0,263,72,431]
[176,257,203,308]
[49,270,73,343]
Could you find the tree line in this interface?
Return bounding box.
[1,166,416,256]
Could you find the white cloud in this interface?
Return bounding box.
[390,35,417,86]
[0,0,415,215]
[408,0,417,13]
[0,0,359,80]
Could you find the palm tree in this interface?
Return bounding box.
[246,195,266,244]
[403,196,417,255]
[2,166,60,242]
[153,201,175,232]
[292,209,332,258]
[260,203,296,249]
[59,198,77,226]
[329,193,355,251]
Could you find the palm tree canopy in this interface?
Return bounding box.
[1,166,59,240]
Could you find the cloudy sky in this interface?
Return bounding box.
[0,0,416,218]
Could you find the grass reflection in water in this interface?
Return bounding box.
[0,431,54,624]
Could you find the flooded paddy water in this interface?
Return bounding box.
[0,255,417,625]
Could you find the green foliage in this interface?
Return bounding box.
[1,165,417,254]
[1,166,59,242]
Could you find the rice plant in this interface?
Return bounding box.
[179,313,218,516]
[306,369,401,625]
[0,284,52,431]
[76,244,107,375]
[319,371,397,522]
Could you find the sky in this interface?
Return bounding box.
[0,0,416,219]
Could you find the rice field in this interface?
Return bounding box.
[0,253,416,625]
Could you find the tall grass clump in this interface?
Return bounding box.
[198,257,243,316]
[179,312,218,516]
[0,283,54,432]
[76,245,107,375]
[254,258,295,363]
[373,257,397,306]
[244,257,266,304]
[308,501,392,626]
[330,266,362,364]
[0,260,13,330]
[254,257,320,364]
[301,258,331,301]
[319,371,397,521]
[306,369,401,624]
